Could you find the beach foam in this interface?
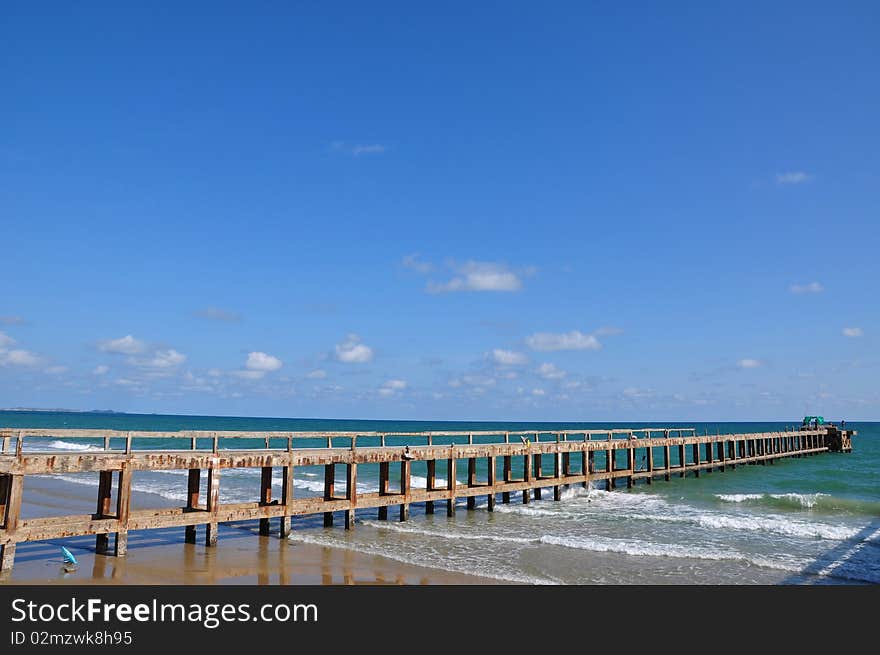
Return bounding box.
[286,531,556,585]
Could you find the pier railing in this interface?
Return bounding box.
[0,425,854,574]
[1,427,701,454]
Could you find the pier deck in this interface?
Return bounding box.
[0,425,855,573]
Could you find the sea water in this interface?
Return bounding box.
[3,412,877,584]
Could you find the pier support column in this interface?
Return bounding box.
[502,456,511,503]
[562,451,571,477]
[280,464,293,538]
[345,462,357,530]
[114,465,131,556]
[718,441,725,472]
[399,460,411,521]
[627,448,634,488]
[554,449,562,500]
[581,450,589,488]
[605,447,613,491]
[378,462,389,520]
[259,466,273,536]
[646,446,654,485]
[705,441,713,473]
[523,453,532,504]
[679,445,686,478]
[323,463,335,527]
[447,457,456,516]
[185,468,201,544]
[95,470,114,554]
[533,454,542,500]
[487,456,496,511]
[664,446,671,481]
[692,444,700,477]
[205,465,220,547]
[0,474,23,573]
[425,460,436,515]
[467,458,477,510]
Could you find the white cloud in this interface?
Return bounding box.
[99,335,145,355]
[235,370,266,380]
[842,327,864,338]
[93,365,110,375]
[490,349,528,366]
[0,316,26,325]
[246,351,283,372]
[379,379,408,396]
[0,331,14,347]
[352,144,386,156]
[449,375,496,390]
[776,171,813,185]
[195,307,241,322]
[536,363,566,379]
[526,330,601,352]
[332,141,386,156]
[0,349,42,367]
[532,388,545,396]
[44,365,67,375]
[738,358,762,369]
[623,387,655,399]
[402,253,434,274]
[306,369,327,379]
[142,349,187,369]
[790,282,824,294]
[428,261,523,293]
[335,334,374,364]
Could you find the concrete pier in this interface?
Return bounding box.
[0,425,854,573]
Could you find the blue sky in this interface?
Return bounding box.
[1,2,877,420]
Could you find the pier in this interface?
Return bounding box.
[0,425,855,573]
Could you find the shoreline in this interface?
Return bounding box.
[3,475,499,585]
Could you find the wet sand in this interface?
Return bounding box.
[3,476,497,585]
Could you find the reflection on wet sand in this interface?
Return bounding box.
[7,523,493,585]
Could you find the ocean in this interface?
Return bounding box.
[3,411,878,584]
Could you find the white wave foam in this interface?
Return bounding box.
[496,487,858,542]
[410,475,448,489]
[47,473,192,503]
[772,493,828,509]
[716,494,765,503]
[646,511,859,541]
[359,520,536,545]
[286,531,555,585]
[716,493,830,509]
[46,440,103,452]
[537,534,806,572]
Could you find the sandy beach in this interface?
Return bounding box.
[3,475,496,585]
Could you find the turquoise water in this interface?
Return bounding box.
[3,411,878,584]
